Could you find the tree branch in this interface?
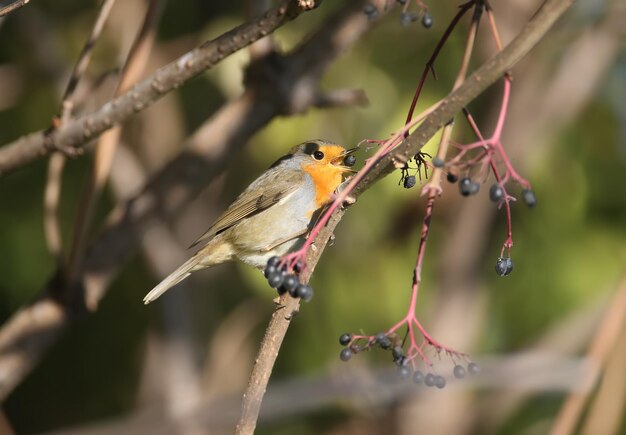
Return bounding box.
[236,0,574,431]
[0,0,318,176]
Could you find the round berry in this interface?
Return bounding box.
[432,157,444,168]
[282,274,298,293]
[403,175,416,189]
[489,184,504,202]
[459,177,473,196]
[424,373,436,387]
[468,362,480,375]
[363,3,378,19]
[421,12,433,28]
[435,375,446,389]
[495,257,514,276]
[267,256,280,268]
[267,271,284,288]
[276,284,288,295]
[295,284,314,301]
[398,364,412,379]
[344,154,357,167]
[468,181,480,195]
[340,348,352,362]
[412,370,424,384]
[447,170,459,183]
[522,188,537,208]
[339,333,352,346]
[264,265,276,278]
[453,364,466,379]
[395,355,407,367]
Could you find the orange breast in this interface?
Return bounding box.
[302,162,344,210]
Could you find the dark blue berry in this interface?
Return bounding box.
[421,12,433,28]
[495,257,513,276]
[522,188,537,208]
[459,178,480,195]
[432,157,444,168]
[435,375,446,389]
[489,184,504,202]
[267,256,280,268]
[453,365,466,379]
[459,177,473,196]
[340,348,352,362]
[424,373,436,387]
[398,364,412,379]
[282,274,298,293]
[363,4,378,19]
[267,271,284,288]
[339,333,352,346]
[447,168,459,183]
[344,155,356,167]
[468,362,480,375]
[264,265,276,278]
[403,175,416,189]
[295,284,314,301]
[412,370,424,384]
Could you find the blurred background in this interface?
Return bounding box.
[0,0,625,433]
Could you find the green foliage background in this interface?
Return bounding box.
[0,0,624,433]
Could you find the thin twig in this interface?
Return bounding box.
[66,0,165,286]
[0,0,318,176]
[236,0,574,431]
[43,0,118,265]
[0,0,30,17]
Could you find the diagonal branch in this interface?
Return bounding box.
[236,0,574,432]
[0,0,318,176]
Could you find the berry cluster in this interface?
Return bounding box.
[338,332,479,389]
[264,256,313,301]
[363,0,433,29]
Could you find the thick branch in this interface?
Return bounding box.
[0,0,315,176]
[236,0,574,431]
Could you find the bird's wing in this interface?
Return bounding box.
[189,168,305,248]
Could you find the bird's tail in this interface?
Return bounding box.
[143,256,201,304]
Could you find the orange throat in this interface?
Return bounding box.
[302,162,345,211]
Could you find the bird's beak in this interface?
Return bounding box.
[331,147,358,173]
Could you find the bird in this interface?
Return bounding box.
[143,139,357,304]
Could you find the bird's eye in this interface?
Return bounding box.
[313,150,324,160]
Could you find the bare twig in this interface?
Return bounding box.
[44,0,118,264]
[66,0,164,286]
[0,0,29,17]
[0,0,318,176]
[236,0,574,431]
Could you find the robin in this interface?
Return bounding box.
[143,139,357,304]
